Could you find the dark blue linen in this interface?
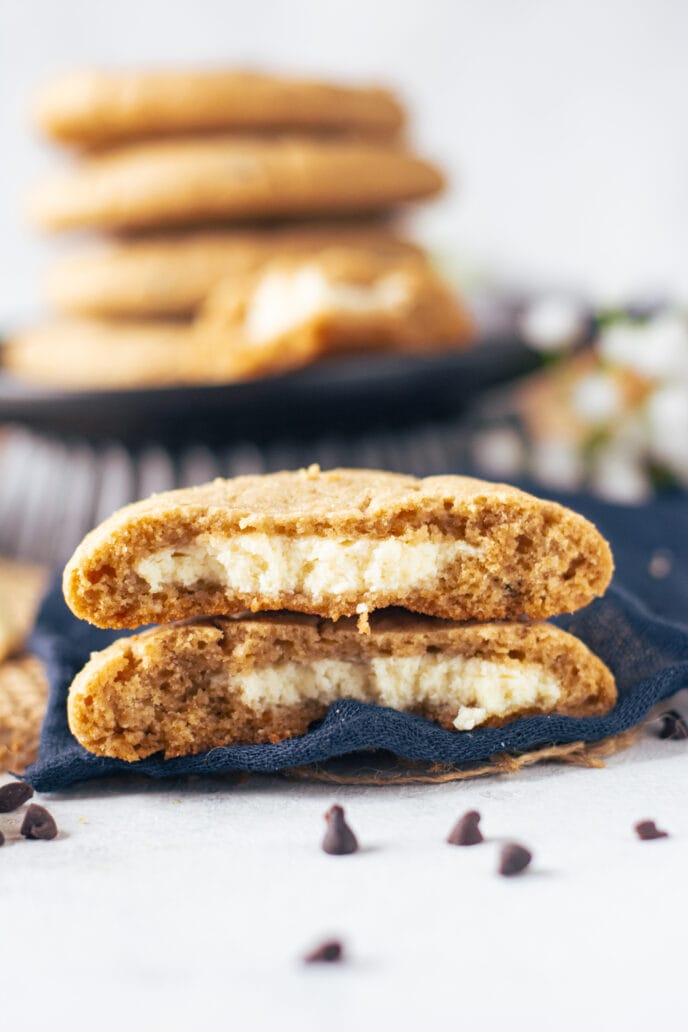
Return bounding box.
[25,493,688,790]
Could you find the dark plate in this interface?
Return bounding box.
[0,335,539,445]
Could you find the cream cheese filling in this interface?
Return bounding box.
[244,266,410,345]
[135,532,484,599]
[232,655,562,731]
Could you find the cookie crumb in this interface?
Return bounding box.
[304,464,321,479]
[634,819,668,841]
[447,810,483,846]
[322,804,358,855]
[20,803,58,840]
[648,549,673,579]
[0,780,34,813]
[304,939,344,964]
[355,604,371,635]
[498,842,532,876]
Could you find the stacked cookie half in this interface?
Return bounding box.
[8,70,474,389]
[62,467,616,762]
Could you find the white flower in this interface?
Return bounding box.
[600,313,688,382]
[589,444,651,504]
[530,439,585,491]
[570,371,624,425]
[472,428,525,478]
[645,383,688,483]
[519,295,588,354]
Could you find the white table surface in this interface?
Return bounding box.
[1,727,685,1032]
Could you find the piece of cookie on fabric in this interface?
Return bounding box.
[0,657,49,773]
[27,136,444,233]
[46,224,422,319]
[4,319,195,389]
[33,68,406,148]
[67,611,616,761]
[192,247,475,381]
[63,468,613,628]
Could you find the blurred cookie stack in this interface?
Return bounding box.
[8,69,474,389]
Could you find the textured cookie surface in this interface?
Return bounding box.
[0,657,48,772]
[68,611,617,761]
[34,69,405,147]
[28,136,444,233]
[47,224,421,318]
[63,467,614,628]
[193,246,475,381]
[0,559,47,662]
[4,320,195,389]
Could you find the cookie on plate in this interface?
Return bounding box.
[0,656,48,772]
[46,224,422,318]
[67,611,616,760]
[28,136,444,233]
[4,319,195,389]
[192,246,475,381]
[63,467,614,628]
[33,69,405,147]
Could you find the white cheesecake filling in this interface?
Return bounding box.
[244,266,410,345]
[232,655,562,730]
[135,532,484,599]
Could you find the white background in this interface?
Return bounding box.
[1,732,686,1032]
[2,0,688,323]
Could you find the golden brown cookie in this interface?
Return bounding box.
[0,656,48,772]
[3,320,195,389]
[28,136,444,233]
[33,69,405,147]
[63,467,614,629]
[46,224,422,318]
[0,559,47,662]
[192,246,475,381]
[67,611,616,761]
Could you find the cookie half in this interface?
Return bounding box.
[63,468,614,628]
[4,320,194,389]
[46,224,422,319]
[28,137,444,233]
[193,246,475,381]
[34,69,405,147]
[67,612,616,761]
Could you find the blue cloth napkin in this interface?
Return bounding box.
[24,492,688,791]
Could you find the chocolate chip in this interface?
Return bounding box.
[0,781,34,813]
[20,804,58,841]
[304,939,344,964]
[656,710,688,740]
[634,820,668,841]
[447,809,484,846]
[322,804,358,855]
[0,829,4,847]
[498,842,532,876]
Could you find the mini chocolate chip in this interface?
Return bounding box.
[20,804,58,841]
[657,710,688,740]
[322,804,358,855]
[447,810,484,846]
[0,829,4,847]
[304,939,344,964]
[634,820,668,841]
[498,842,532,876]
[0,781,34,813]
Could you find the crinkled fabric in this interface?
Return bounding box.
[24,577,688,790]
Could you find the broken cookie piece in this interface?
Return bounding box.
[62,468,613,629]
[67,610,616,762]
